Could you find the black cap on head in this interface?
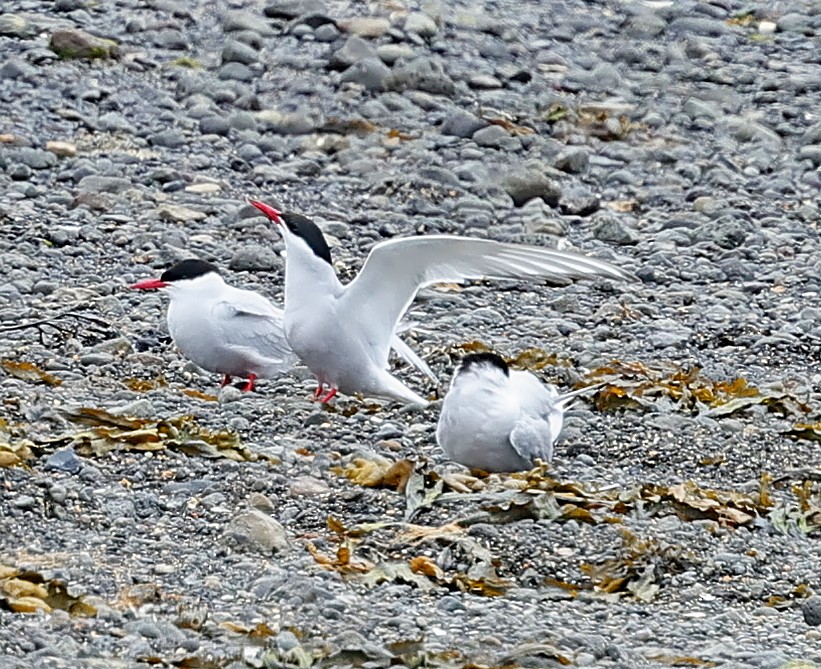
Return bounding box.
[160,259,220,283]
[459,352,509,376]
[280,212,332,266]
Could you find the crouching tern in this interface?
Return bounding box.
[436,352,597,472]
[248,199,632,406]
[131,258,434,392]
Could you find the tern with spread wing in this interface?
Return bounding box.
[131,258,433,393]
[249,199,632,406]
[436,352,596,471]
[131,259,296,391]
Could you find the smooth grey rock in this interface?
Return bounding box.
[387,56,455,95]
[623,11,666,38]
[329,36,379,70]
[376,43,415,65]
[222,39,259,65]
[472,124,510,147]
[7,147,57,170]
[441,109,488,138]
[0,13,35,39]
[403,12,438,37]
[44,451,75,481]
[500,164,561,207]
[592,213,640,245]
[150,28,188,50]
[803,596,821,626]
[0,58,36,79]
[554,147,589,174]
[340,59,391,91]
[199,115,231,136]
[226,509,288,554]
[223,10,275,35]
[219,62,254,81]
[229,244,281,271]
[78,175,132,194]
[50,28,117,59]
[338,16,390,38]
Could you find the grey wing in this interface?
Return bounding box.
[509,413,557,464]
[212,296,295,365]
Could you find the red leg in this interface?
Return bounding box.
[241,373,257,392]
[318,387,337,403]
[313,384,324,400]
[220,374,232,387]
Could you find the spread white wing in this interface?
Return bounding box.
[342,235,631,369]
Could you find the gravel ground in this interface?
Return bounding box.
[1,0,821,667]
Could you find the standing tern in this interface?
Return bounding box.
[436,352,597,472]
[248,199,632,406]
[131,259,295,391]
[131,258,434,393]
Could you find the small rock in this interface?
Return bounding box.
[592,213,640,245]
[256,109,321,135]
[559,188,600,217]
[45,447,82,475]
[110,399,155,418]
[403,12,438,37]
[387,56,455,95]
[803,596,821,627]
[222,39,259,65]
[0,58,36,79]
[80,352,114,366]
[157,204,207,223]
[501,164,561,207]
[185,183,221,194]
[468,74,502,89]
[223,10,275,36]
[338,16,391,38]
[314,23,339,42]
[229,245,281,271]
[46,141,77,157]
[8,147,57,170]
[12,495,37,510]
[289,476,330,496]
[340,59,391,91]
[472,124,510,147]
[776,13,814,34]
[199,116,231,136]
[329,36,379,70]
[554,147,589,174]
[78,175,132,194]
[226,509,288,554]
[520,199,564,235]
[150,28,188,50]
[50,28,117,59]
[376,43,415,65]
[440,109,488,138]
[219,62,254,82]
[264,0,325,19]
[248,493,277,515]
[0,14,35,39]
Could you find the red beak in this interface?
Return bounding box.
[131,278,168,290]
[248,199,282,224]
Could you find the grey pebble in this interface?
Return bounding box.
[803,596,821,627]
[228,244,281,271]
[45,448,82,474]
[225,509,288,554]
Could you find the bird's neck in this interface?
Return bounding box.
[284,246,343,308]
